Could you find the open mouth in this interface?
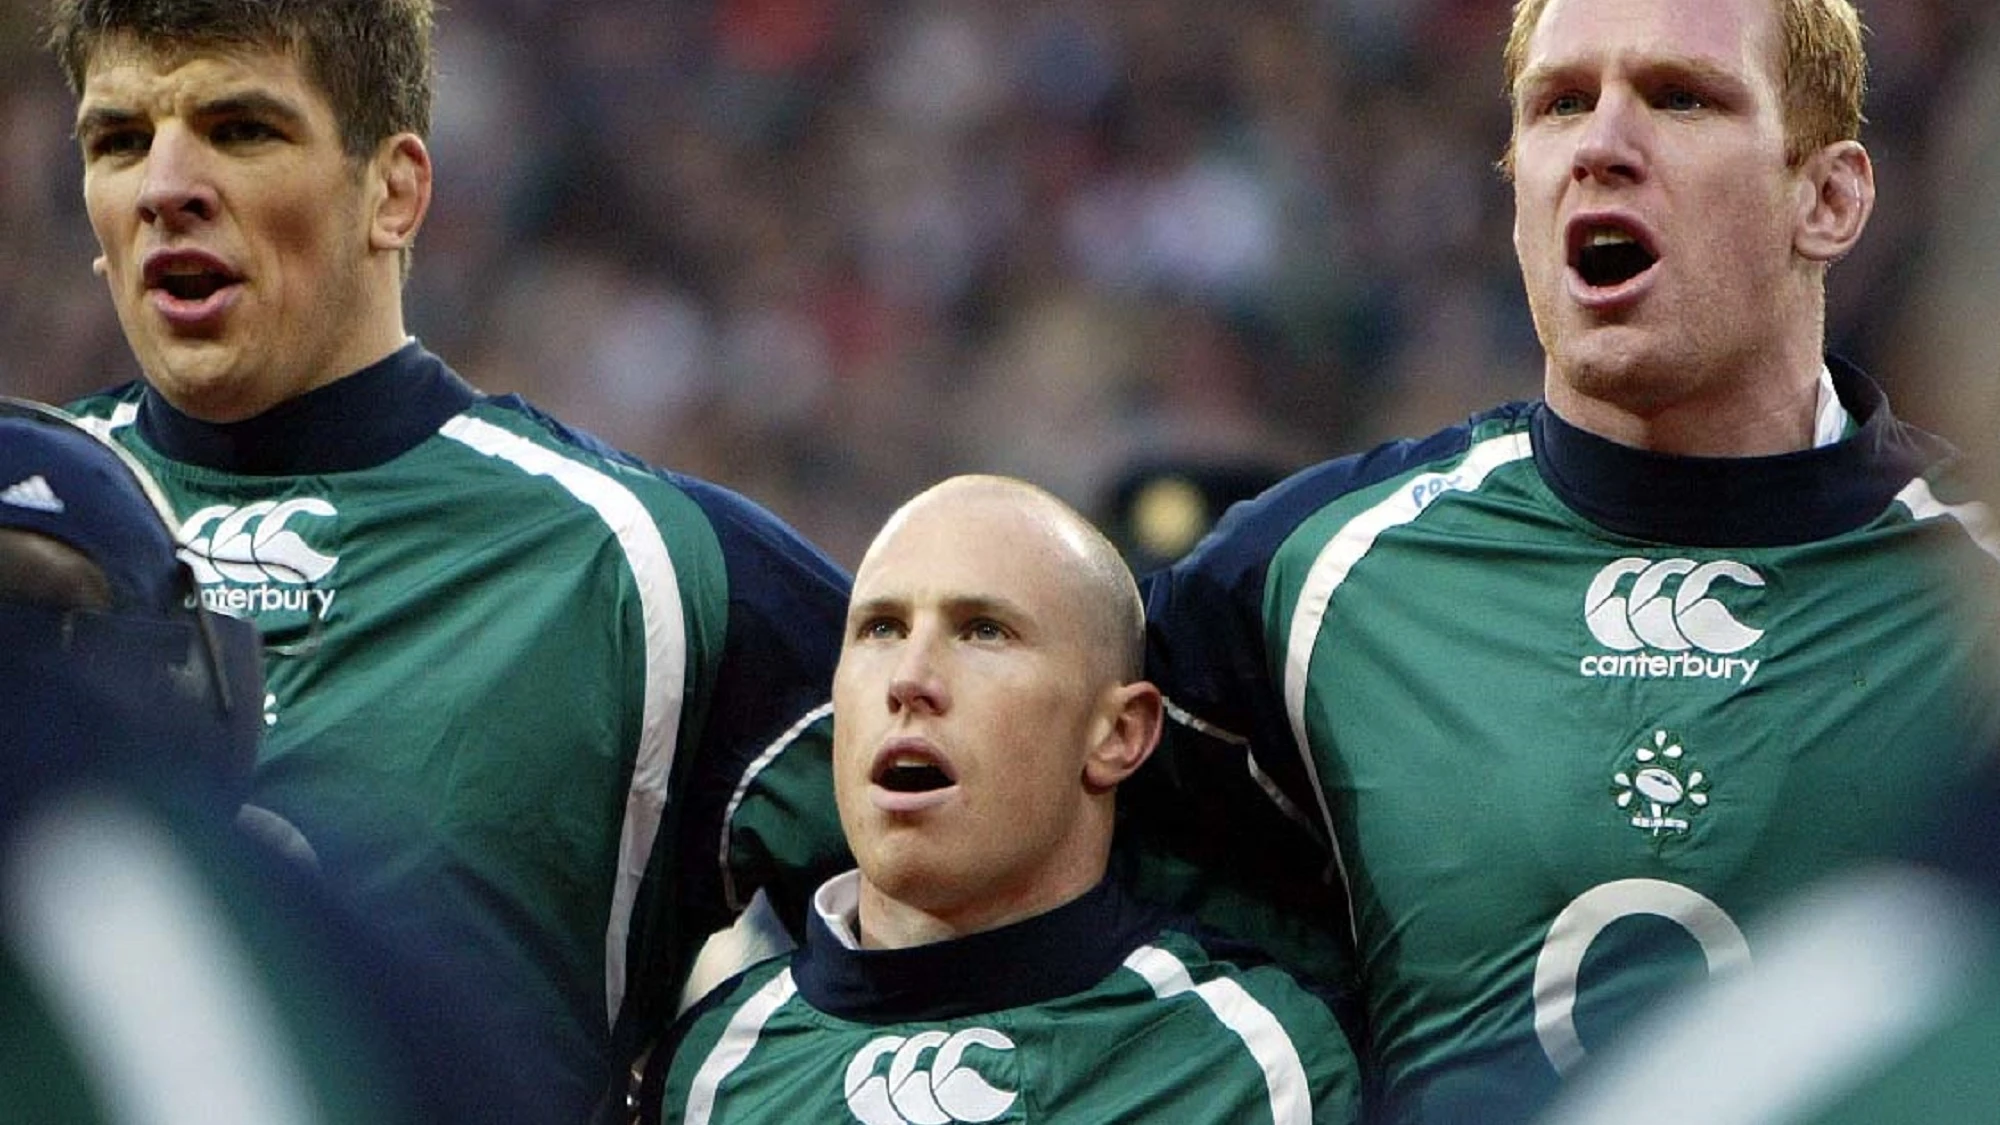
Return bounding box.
[874,754,955,793]
[1571,224,1658,289]
[156,269,233,302]
[144,254,242,304]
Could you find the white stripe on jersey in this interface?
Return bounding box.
[74,398,140,439]
[7,793,322,1125]
[718,700,833,912]
[1280,431,1533,940]
[1123,944,1312,1125]
[441,413,688,1027]
[686,969,798,1125]
[1898,477,2000,563]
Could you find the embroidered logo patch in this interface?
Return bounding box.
[1611,730,1709,835]
[844,1028,1019,1125]
[1580,558,1767,686]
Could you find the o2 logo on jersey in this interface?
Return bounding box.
[1580,558,1767,686]
[844,1028,1020,1125]
[177,500,341,619]
[1534,879,1751,1075]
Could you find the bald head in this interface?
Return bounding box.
[860,475,1146,684]
[837,474,1163,945]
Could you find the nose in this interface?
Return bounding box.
[1572,89,1647,185]
[885,630,948,717]
[135,124,219,228]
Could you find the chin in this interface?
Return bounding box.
[1552,331,1679,396]
[148,364,268,423]
[863,859,960,908]
[857,835,946,883]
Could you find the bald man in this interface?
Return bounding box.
[639,475,1360,1124]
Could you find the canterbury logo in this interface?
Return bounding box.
[844,1028,1018,1125]
[179,500,339,585]
[1581,558,1766,686]
[1585,558,1764,654]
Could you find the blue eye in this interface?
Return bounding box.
[963,620,1008,642]
[1546,93,1590,117]
[858,618,903,641]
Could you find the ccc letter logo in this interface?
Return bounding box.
[179,500,339,586]
[844,1028,1019,1125]
[1584,558,1765,654]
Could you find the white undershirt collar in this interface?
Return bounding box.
[1812,363,1853,448]
[812,869,866,951]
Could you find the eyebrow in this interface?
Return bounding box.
[847,592,1033,624]
[74,106,137,139]
[1515,55,1750,100]
[75,90,310,139]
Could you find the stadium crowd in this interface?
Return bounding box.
[0,0,1993,566]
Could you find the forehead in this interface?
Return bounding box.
[78,35,321,118]
[1525,0,1780,83]
[853,495,1076,609]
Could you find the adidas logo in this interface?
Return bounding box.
[1,475,65,514]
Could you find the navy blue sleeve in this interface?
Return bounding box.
[1119,422,1487,988]
[1141,425,1479,808]
[662,474,852,942]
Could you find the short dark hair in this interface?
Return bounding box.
[46,0,435,158]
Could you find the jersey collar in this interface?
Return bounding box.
[133,341,480,476]
[1532,356,1953,548]
[794,872,1170,1023]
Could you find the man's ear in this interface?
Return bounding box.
[1795,140,1874,264]
[369,133,433,253]
[1084,680,1163,792]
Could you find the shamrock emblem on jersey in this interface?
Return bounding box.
[1611,730,1709,836]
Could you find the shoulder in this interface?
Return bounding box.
[652,955,801,1089]
[62,381,148,420]
[1125,925,1341,1010]
[1108,917,1358,1054]
[1150,401,1535,591]
[449,395,697,507]
[681,953,799,1024]
[458,396,843,575]
[1112,926,1363,1119]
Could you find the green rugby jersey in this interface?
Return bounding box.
[1541,764,2000,1125]
[1139,359,2000,1123]
[643,874,1361,1124]
[1539,865,2000,1125]
[69,343,854,1115]
[0,787,563,1124]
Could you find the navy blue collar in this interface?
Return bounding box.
[793,876,1173,1024]
[134,342,481,476]
[1532,357,1956,547]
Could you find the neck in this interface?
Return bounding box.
[1546,354,1825,458]
[856,837,1112,951]
[1543,283,1833,457]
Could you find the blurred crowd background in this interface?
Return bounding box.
[0,1,1994,569]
